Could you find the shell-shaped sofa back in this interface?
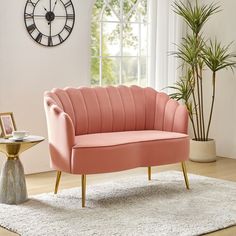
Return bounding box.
[44,85,188,135]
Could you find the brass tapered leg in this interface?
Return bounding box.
[148,166,151,181]
[81,174,86,208]
[181,162,190,189]
[54,171,62,194]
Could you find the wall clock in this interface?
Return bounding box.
[24,0,75,47]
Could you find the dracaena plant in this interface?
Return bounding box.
[169,0,236,141]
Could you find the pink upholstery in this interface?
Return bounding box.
[72,131,189,174]
[44,85,189,174]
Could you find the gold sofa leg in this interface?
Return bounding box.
[181,162,190,190]
[148,166,151,181]
[54,171,62,194]
[82,174,86,208]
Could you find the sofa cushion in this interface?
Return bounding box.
[71,131,189,174]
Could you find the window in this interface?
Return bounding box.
[91,0,149,86]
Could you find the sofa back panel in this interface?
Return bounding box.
[144,88,156,130]
[66,88,89,135]
[117,86,136,131]
[79,87,102,134]
[163,99,179,131]
[103,86,125,132]
[130,86,146,130]
[47,86,158,135]
[173,105,188,134]
[93,87,113,133]
[154,93,169,131]
[53,89,76,126]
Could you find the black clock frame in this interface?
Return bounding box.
[24,0,75,47]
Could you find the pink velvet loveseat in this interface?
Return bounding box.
[44,85,190,207]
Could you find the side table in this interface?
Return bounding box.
[0,135,44,204]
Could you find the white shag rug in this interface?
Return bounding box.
[1,171,236,236]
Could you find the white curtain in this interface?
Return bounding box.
[149,0,184,91]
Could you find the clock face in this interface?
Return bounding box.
[24,0,75,47]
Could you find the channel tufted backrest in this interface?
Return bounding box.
[45,85,186,135]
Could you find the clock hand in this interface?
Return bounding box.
[48,21,52,36]
[32,15,46,17]
[52,0,57,12]
[43,6,48,12]
[46,21,53,46]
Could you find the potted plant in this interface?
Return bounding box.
[169,0,236,162]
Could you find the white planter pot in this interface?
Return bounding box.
[190,139,217,162]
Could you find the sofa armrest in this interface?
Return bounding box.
[44,97,75,173]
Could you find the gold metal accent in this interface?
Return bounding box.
[54,171,62,194]
[81,174,86,208]
[148,166,151,181]
[0,136,44,157]
[7,155,19,160]
[181,162,190,189]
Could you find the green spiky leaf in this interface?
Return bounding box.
[173,0,221,35]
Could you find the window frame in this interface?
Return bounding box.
[91,0,150,86]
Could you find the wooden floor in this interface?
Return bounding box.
[1,157,236,236]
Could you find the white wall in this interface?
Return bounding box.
[191,0,236,158]
[0,0,94,174]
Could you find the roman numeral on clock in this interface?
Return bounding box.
[27,24,36,34]
[67,14,74,20]
[64,25,72,33]
[65,1,72,8]
[48,36,53,46]
[58,34,63,43]
[24,13,33,19]
[35,33,43,43]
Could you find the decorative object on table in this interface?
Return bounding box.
[1,171,236,236]
[44,86,190,208]
[0,112,16,138]
[11,131,29,141]
[169,0,236,162]
[0,135,44,204]
[24,0,75,47]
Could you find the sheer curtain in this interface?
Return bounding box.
[149,0,184,91]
